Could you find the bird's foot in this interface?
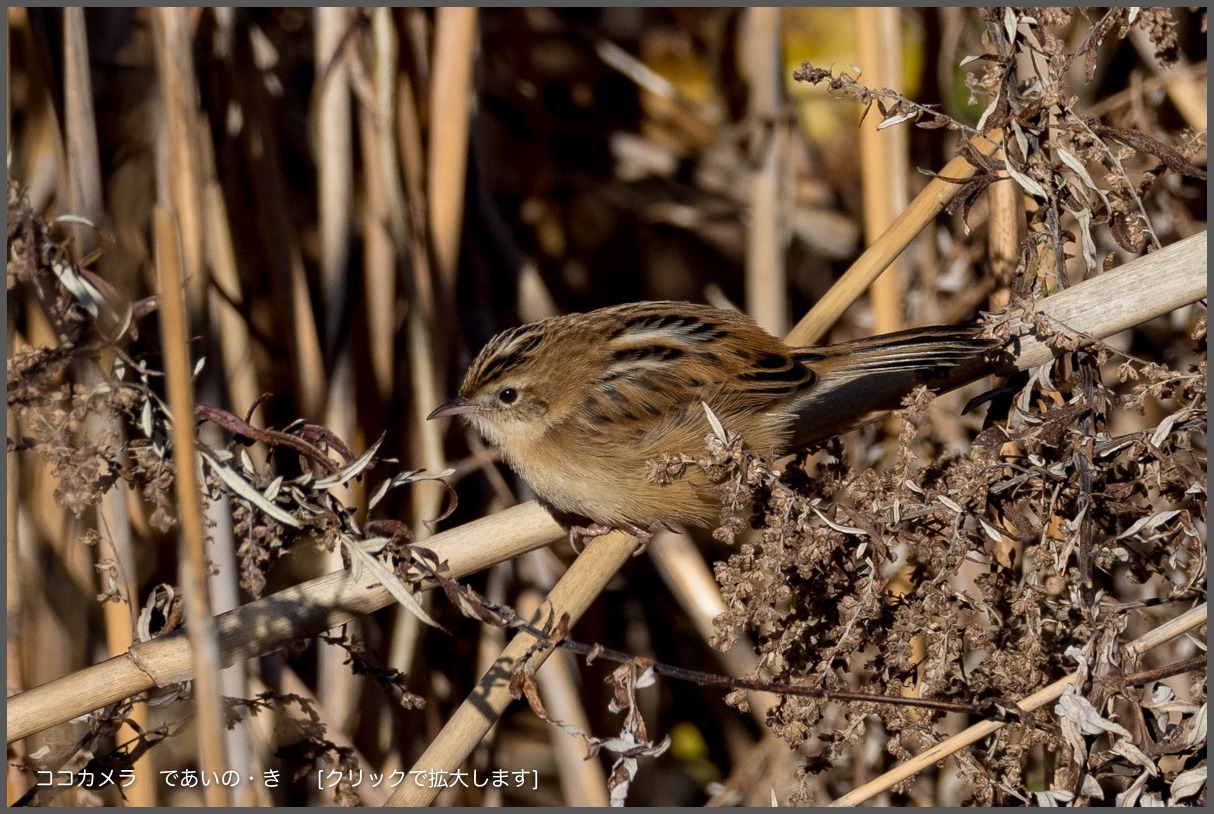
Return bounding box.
[567,522,653,556]
[568,522,613,553]
[625,524,653,556]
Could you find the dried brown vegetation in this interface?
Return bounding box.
[7,7,1207,807]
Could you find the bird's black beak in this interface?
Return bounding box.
[427,396,484,420]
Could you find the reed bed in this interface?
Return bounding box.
[6,7,1206,806]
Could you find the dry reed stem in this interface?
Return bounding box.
[315,6,355,349]
[427,7,478,308]
[61,7,101,249]
[386,531,640,806]
[390,34,453,693]
[93,455,155,806]
[746,128,790,336]
[855,6,909,334]
[986,156,1023,311]
[391,23,448,532]
[207,494,257,807]
[372,8,410,256]
[362,9,403,399]
[151,8,207,315]
[316,35,366,715]
[829,603,1208,806]
[152,206,229,804]
[1001,230,1205,371]
[787,132,1003,346]
[742,7,789,337]
[319,356,362,732]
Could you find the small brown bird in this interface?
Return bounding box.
[429,301,998,547]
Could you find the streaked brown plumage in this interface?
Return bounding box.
[429,301,998,542]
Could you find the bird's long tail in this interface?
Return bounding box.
[789,324,1002,446]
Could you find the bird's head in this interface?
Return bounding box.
[427,319,581,451]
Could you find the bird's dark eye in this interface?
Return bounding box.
[498,387,519,405]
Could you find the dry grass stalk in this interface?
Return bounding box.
[151,206,229,804]
[985,150,1024,311]
[314,6,355,350]
[855,6,909,333]
[1001,231,1204,371]
[427,7,478,308]
[60,7,101,245]
[315,9,370,709]
[361,8,402,399]
[742,7,789,337]
[151,8,207,315]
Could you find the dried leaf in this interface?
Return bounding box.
[200,450,301,528]
[344,537,442,629]
[1170,765,1207,802]
[313,434,384,489]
